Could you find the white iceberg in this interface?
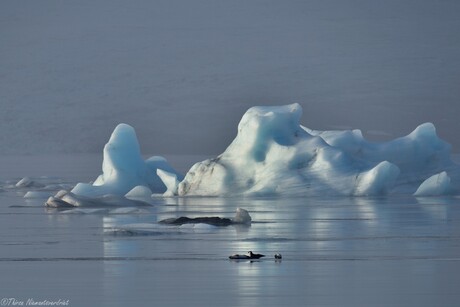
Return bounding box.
[232,208,252,224]
[71,123,182,197]
[174,104,459,196]
[414,171,452,196]
[15,177,44,188]
[66,104,460,199]
[45,189,154,208]
[16,177,35,188]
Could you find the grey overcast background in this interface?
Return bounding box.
[1,0,460,155]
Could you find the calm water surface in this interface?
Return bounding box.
[1,155,460,307]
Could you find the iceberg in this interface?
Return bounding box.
[64,104,460,200]
[414,171,452,196]
[71,123,182,197]
[16,177,43,188]
[174,104,460,196]
[45,190,153,208]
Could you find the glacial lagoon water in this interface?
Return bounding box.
[1,155,460,307]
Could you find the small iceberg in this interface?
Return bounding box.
[16,177,43,188]
[45,190,152,208]
[414,171,452,196]
[71,123,182,198]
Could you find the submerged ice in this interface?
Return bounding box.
[68,104,460,200]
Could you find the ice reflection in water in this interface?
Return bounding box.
[2,187,460,306]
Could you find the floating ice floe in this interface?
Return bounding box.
[16,177,43,188]
[175,104,460,196]
[63,104,460,199]
[45,190,153,208]
[8,176,74,199]
[414,171,452,196]
[70,123,182,198]
[9,177,69,191]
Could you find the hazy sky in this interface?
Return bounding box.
[1,0,460,155]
